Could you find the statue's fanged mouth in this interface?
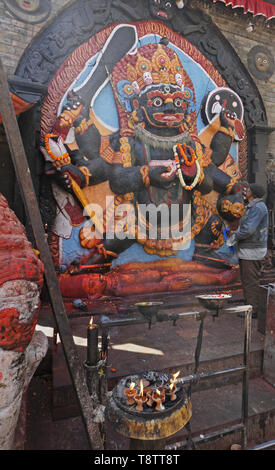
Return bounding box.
[153,113,183,126]
[156,10,168,18]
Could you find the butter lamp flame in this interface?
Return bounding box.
[139,379,144,397]
[124,382,137,405]
[172,371,180,380]
[134,380,147,411]
[170,370,180,385]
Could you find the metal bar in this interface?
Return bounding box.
[241,305,252,449]
[193,313,206,375]
[251,439,275,450]
[68,305,246,322]
[168,423,245,449]
[178,366,246,385]
[189,423,245,445]
[0,58,103,450]
[99,311,206,329]
[117,296,234,315]
[99,306,251,329]
[224,305,252,313]
[187,312,206,401]
[101,317,149,328]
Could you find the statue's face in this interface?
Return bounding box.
[148,0,177,20]
[221,199,232,213]
[137,84,189,130]
[16,0,40,11]
[231,202,245,218]
[255,52,270,72]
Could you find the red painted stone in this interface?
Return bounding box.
[0,306,40,352]
[0,194,44,289]
[0,194,44,352]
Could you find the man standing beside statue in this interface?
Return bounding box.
[227,183,268,318]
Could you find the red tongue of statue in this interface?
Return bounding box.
[157,10,168,18]
[234,118,245,140]
[180,162,197,178]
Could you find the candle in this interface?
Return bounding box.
[166,383,177,401]
[158,385,166,397]
[87,316,99,365]
[124,382,137,405]
[152,389,165,411]
[134,394,147,411]
[170,370,180,386]
[134,380,147,411]
[145,388,154,407]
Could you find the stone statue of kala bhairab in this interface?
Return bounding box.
[40,23,246,298]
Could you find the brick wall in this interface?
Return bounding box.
[0,0,72,78]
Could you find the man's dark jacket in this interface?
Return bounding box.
[235,198,268,249]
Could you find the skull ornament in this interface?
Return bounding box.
[143,72,153,86]
[175,73,184,89]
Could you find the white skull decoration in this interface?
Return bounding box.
[143,72,153,86]
[175,73,183,89]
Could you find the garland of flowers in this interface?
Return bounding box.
[173,144,201,191]
[44,133,71,168]
[177,143,196,167]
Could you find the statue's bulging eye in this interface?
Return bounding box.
[232,101,238,108]
[166,2,172,7]
[174,98,183,108]
[152,97,163,107]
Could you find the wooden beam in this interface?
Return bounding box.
[0,58,103,450]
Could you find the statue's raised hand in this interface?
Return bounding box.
[149,165,176,188]
[40,134,86,192]
[219,107,235,130]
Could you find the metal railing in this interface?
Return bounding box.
[99,303,253,450]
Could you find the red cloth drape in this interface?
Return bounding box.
[211,0,275,19]
[0,93,33,124]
